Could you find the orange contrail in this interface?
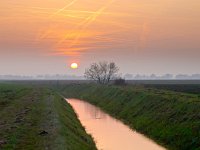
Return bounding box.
[81,0,115,27]
[49,0,78,18]
[37,0,78,40]
[57,0,115,46]
[36,0,116,56]
[69,0,115,46]
[30,7,118,15]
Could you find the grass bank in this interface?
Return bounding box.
[60,84,200,150]
[0,84,97,150]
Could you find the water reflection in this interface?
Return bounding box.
[67,99,166,150]
[84,102,107,120]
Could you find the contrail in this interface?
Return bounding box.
[66,0,115,47]
[31,7,116,15]
[57,0,115,46]
[82,0,115,27]
[37,0,116,56]
[49,0,78,18]
[37,0,127,43]
[37,1,80,40]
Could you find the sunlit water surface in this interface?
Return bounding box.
[67,99,166,150]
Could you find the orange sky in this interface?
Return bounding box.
[0,0,200,75]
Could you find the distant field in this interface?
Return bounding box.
[1,79,200,85]
[0,84,97,150]
[4,79,199,94]
[126,80,200,85]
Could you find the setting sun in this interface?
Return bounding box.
[71,63,78,69]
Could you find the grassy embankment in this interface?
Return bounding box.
[144,84,200,95]
[60,84,200,150]
[0,84,97,150]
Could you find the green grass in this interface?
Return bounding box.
[144,84,200,94]
[0,84,97,150]
[59,84,200,150]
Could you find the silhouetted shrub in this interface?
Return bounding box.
[114,78,126,86]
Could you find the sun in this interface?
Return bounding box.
[71,63,78,69]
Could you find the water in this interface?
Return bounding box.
[67,99,166,150]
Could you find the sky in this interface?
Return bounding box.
[0,0,200,75]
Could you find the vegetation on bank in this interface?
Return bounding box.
[0,84,97,150]
[143,84,200,95]
[59,84,200,150]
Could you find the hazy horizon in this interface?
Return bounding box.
[0,0,200,75]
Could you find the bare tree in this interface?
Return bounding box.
[84,61,119,84]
